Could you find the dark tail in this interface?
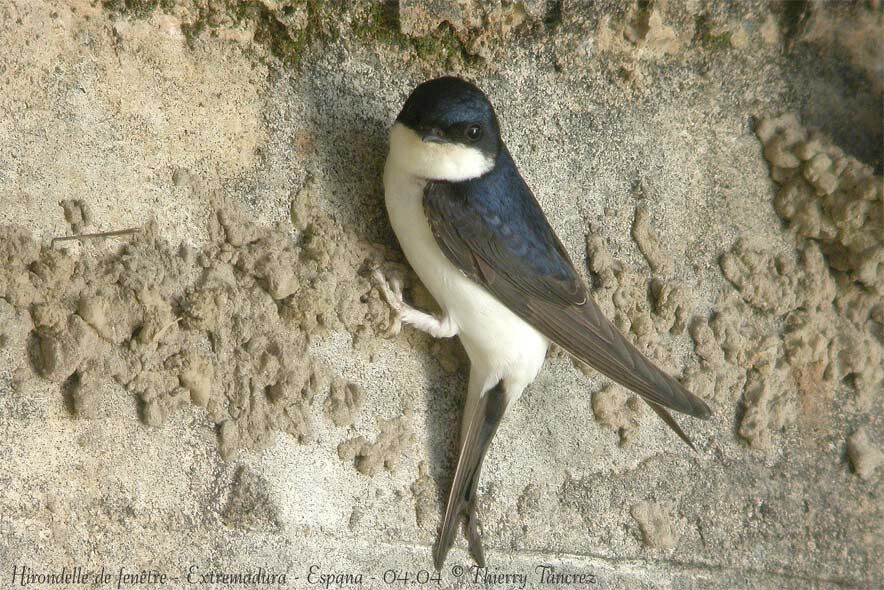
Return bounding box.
[433,382,507,570]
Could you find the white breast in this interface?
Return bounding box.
[383,145,548,392]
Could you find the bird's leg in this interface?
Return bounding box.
[372,270,457,339]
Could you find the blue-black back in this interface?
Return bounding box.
[424,146,586,305]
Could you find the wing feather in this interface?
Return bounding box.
[423,180,711,421]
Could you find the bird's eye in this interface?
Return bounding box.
[466,125,482,141]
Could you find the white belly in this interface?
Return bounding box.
[383,161,549,391]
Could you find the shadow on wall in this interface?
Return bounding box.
[302,71,398,246]
[773,1,884,171]
[793,45,883,173]
[301,68,472,519]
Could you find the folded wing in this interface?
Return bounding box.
[423,177,711,428]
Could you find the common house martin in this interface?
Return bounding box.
[374,76,712,569]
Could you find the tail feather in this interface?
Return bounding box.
[433,382,507,570]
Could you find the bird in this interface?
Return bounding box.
[374,76,712,570]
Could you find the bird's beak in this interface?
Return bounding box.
[421,127,447,144]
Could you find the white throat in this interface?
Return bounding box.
[386,122,494,182]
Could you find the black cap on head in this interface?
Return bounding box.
[397,76,501,156]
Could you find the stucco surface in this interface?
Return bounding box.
[0,1,881,589]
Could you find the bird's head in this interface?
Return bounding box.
[388,76,501,182]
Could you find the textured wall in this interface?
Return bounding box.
[0,1,881,588]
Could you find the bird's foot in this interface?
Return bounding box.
[372,270,458,339]
[372,269,405,337]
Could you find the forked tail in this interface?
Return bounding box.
[433,382,507,570]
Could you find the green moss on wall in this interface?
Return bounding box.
[102,0,176,19]
[352,1,475,68]
[101,0,475,69]
[694,14,733,51]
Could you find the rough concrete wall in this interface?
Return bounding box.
[0,1,881,588]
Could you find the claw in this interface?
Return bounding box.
[385,317,403,338]
[372,269,405,337]
[389,277,403,299]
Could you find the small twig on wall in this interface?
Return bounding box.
[51,227,141,247]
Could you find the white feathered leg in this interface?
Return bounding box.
[373,270,458,338]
